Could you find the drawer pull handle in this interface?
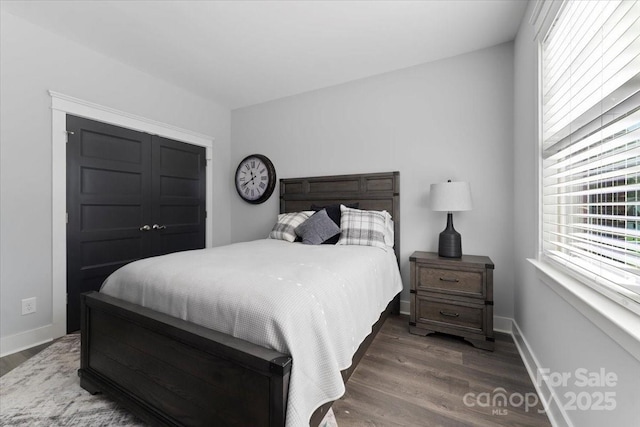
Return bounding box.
[439,277,460,283]
[439,310,460,318]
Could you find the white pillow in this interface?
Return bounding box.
[268,211,313,242]
[337,205,390,249]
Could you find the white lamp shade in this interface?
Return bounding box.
[430,181,472,211]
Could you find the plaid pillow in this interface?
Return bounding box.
[268,211,313,242]
[337,205,390,249]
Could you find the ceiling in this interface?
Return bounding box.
[1,0,528,110]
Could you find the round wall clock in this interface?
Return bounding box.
[234,154,276,204]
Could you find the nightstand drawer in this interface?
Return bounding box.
[416,265,484,298]
[415,295,484,333]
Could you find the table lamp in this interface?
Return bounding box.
[430,180,472,258]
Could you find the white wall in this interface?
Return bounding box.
[4,3,638,424]
[230,43,516,318]
[0,11,232,349]
[513,3,640,426]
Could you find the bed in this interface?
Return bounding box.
[79,171,401,426]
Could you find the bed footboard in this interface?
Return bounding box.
[79,292,292,427]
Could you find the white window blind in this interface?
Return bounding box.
[541,0,640,307]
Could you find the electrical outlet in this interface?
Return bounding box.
[21,297,36,315]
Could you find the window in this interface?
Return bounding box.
[541,0,640,310]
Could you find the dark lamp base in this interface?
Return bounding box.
[438,213,462,258]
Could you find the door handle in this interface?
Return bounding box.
[139,225,151,231]
[152,224,166,230]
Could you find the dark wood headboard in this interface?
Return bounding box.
[280,171,400,261]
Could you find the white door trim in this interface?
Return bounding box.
[50,90,214,338]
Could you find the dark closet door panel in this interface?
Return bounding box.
[81,238,145,270]
[80,205,144,231]
[67,116,153,332]
[159,232,204,254]
[81,168,143,195]
[159,145,201,179]
[160,176,200,198]
[79,129,144,164]
[160,204,201,225]
[151,136,206,256]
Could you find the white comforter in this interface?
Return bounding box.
[100,239,403,427]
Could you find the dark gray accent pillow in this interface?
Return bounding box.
[311,202,359,244]
[295,209,341,245]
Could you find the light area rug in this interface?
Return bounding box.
[0,334,338,427]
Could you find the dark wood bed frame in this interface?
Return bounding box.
[79,171,400,426]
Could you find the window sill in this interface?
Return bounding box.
[528,258,640,362]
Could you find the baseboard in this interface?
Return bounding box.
[511,319,572,427]
[0,324,54,358]
[399,299,410,315]
[493,315,513,334]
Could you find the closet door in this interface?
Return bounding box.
[66,116,153,332]
[66,116,206,332]
[151,136,206,256]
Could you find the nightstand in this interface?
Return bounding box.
[409,251,495,351]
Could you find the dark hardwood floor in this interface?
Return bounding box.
[0,315,550,426]
[333,315,551,426]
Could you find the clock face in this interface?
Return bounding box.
[235,154,276,204]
